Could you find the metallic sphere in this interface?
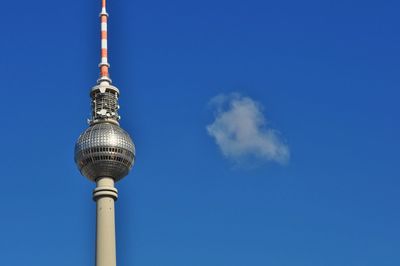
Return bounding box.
[75,122,135,182]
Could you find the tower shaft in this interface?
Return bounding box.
[94,177,118,266]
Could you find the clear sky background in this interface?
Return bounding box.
[0,0,399,265]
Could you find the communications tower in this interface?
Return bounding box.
[74,1,136,266]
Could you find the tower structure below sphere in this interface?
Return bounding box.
[74,1,135,266]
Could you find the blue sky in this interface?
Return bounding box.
[0,0,399,265]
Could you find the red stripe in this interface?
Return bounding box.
[101,65,109,76]
[101,48,108,57]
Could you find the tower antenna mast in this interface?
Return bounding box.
[99,0,110,83]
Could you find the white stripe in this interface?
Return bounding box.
[102,40,108,48]
[102,57,108,63]
[101,23,107,31]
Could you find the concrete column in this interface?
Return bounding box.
[93,177,118,266]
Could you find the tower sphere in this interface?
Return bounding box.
[75,122,135,182]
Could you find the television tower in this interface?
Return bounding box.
[74,0,135,266]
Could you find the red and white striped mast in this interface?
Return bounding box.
[99,0,110,83]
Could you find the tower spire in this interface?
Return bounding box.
[99,0,110,83]
[88,0,121,125]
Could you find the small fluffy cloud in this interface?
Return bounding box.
[206,93,290,164]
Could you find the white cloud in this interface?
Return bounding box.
[206,93,290,164]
